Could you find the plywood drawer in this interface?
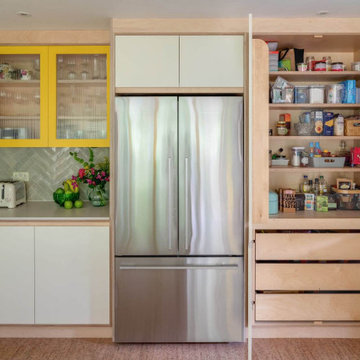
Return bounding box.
[256,264,360,291]
[256,294,360,321]
[256,233,360,260]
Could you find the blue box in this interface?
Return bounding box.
[341,80,356,104]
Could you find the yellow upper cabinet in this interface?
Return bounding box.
[49,46,110,147]
[0,46,49,147]
[0,45,110,148]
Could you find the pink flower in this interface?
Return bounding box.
[79,169,86,179]
[96,174,102,180]
[105,177,109,182]
[86,179,92,184]
[91,168,95,175]
[92,181,96,186]
[71,175,77,180]
[101,171,106,177]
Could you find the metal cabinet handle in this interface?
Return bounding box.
[168,157,172,250]
[185,157,189,250]
[119,265,239,270]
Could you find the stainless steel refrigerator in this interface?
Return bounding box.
[114,96,244,343]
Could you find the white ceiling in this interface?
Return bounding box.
[1,0,360,30]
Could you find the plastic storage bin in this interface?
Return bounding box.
[309,85,325,104]
[271,159,289,166]
[269,191,279,214]
[308,157,345,168]
[335,191,360,210]
[294,86,309,104]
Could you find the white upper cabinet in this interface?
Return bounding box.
[115,35,179,87]
[0,227,34,324]
[180,35,244,87]
[35,226,110,325]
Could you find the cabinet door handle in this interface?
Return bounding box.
[185,157,189,250]
[168,157,172,250]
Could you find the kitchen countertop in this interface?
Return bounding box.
[0,201,110,221]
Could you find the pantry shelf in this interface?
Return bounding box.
[57,80,107,85]
[0,80,40,86]
[269,71,360,82]
[270,136,360,140]
[270,166,360,172]
[270,210,360,220]
[269,104,360,110]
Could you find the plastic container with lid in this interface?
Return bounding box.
[326,83,344,104]
[309,85,325,104]
[269,191,279,215]
[294,86,309,104]
[291,146,305,167]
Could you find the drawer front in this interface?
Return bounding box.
[256,233,360,260]
[256,264,360,291]
[256,294,360,321]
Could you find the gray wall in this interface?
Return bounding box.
[0,147,109,201]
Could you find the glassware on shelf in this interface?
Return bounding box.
[81,70,89,80]
[88,184,109,207]
[93,55,99,79]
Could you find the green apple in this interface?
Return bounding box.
[64,201,73,209]
[74,200,83,209]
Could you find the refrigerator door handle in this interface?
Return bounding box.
[185,157,190,250]
[119,264,239,270]
[168,157,173,250]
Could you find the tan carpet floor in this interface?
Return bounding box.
[0,338,359,360]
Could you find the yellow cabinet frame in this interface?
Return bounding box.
[0,46,49,147]
[48,46,110,147]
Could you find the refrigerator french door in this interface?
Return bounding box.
[115,96,244,342]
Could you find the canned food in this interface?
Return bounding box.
[331,62,345,71]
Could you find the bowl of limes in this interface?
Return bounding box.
[53,179,83,209]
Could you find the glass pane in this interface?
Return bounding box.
[0,54,41,139]
[56,54,107,140]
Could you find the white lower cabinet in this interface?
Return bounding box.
[35,226,110,324]
[0,226,35,324]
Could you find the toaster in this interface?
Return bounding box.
[0,181,26,209]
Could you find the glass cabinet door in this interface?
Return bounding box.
[0,47,48,147]
[49,46,110,147]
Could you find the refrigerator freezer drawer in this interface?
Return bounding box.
[115,257,244,343]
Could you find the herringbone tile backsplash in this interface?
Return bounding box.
[0,148,109,201]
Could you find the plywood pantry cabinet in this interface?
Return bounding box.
[0,225,109,325]
[251,34,360,328]
[115,35,244,89]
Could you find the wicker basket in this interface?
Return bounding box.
[345,116,360,136]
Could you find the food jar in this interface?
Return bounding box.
[331,62,345,71]
[315,61,326,71]
[297,63,307,72]
[309,85,325,104]
[291,147,305,167]
[306,56,315,71]
[351,62,360,71]
[276,120,288,136]
[322,56,332,71]
[326,83,344,104]
[300,151,309,167]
